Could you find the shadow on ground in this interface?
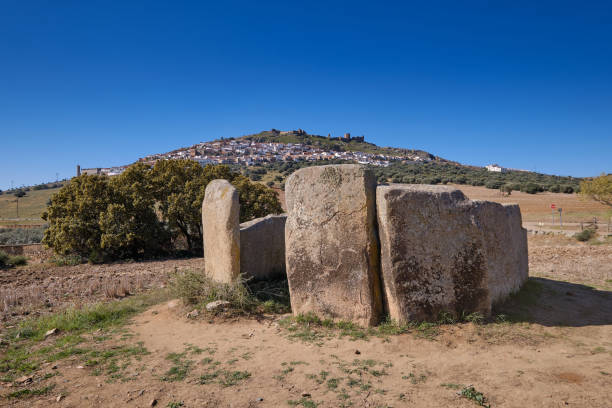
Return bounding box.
[494,277,612,327]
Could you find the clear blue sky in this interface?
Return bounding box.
[1,1,611,190]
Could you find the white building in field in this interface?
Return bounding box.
[485,164,508,173]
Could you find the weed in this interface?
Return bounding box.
[440,382,462,389]
[411,321,439,339]
[171,270,290,314]
[462,312,485,324]
[49,254,82,266]
[460,386,490,407]
[288,397,319,407]
[327,377,340,389]
[376,317,410,336]
[167,402,184,408]
[162,352,194,382]
[403,372,426,384]
[574,229,596,242]
[199,369,250,387]
[6,384,55,399]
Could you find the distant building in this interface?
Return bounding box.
[485,164,507,173]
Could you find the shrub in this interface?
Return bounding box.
[522,182,541,194]
[562,185,574,194]
[485,180,504,190]
[574,229,596,242]
[0,251,8,268]
[0,251,27,268]
[8,255,27,266]
[43,161,282,260]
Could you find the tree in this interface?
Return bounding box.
[42,175,114,258]
[150,160,234,253]
[100,163,171,259]
[580,174,612,206]
[500,184,513,196]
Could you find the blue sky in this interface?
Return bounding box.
[1,1,611,189]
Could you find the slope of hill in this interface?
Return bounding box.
[239,129,445,162]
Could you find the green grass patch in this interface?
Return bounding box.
[6,384,55,399]
[162,352,194,382]
[460,386,490,407]
[199,369,251,387]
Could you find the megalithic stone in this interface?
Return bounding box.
[202,179,240,283]
[285,164,383,327]
[376,184,528,323]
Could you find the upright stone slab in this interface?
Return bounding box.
[202,179,240,283]
[240,214,287,281]
[471,202,528,304]
[376,185,528,323]
[285,164,382,326]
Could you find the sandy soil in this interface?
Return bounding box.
[1,236,611,408]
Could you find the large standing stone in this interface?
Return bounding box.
[202,179,240,283]
[285,164,382,326]
[240,214,287,281]
[376,185,528,323]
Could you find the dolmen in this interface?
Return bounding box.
[285,165,528,326]
[202,164,529,327]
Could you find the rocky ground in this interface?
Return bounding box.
[0,235,611,407]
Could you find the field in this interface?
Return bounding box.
[454,185,611,224]
[0,188,60,226]
[0,233,610,407]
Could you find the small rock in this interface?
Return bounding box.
[205,300,230,312]
[187,309,199,319]
[150,398,158,407]
[355,350,361,355]
[56,394,64,402]
[256,397,264,402]
[45,328,59,338]
[16,375,32,384]
[52,365,58,370]
[77,365,84,369]
[301,392,311,398]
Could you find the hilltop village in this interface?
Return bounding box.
[80,129,437,176]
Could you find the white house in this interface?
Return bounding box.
[485,164,507,173]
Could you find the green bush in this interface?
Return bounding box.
[9,255,27,266]
[522,182,541,194]
[42,161,282,260]
[574,229,596,242]
[485,180,504,190]
[0,251,8,268]
[0,251,27,268]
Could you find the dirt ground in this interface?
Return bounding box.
[1,235,611,408]
[0,258,201,324]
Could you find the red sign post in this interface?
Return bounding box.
[551,204,556,225]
